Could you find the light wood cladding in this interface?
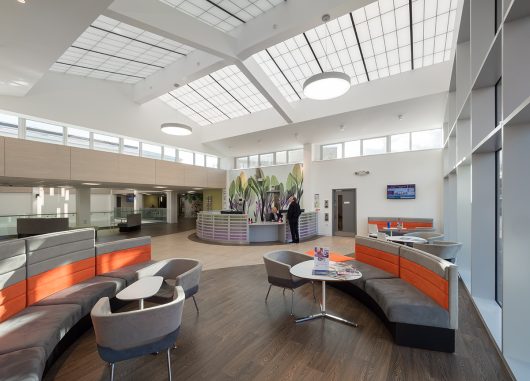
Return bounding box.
[118,155,156,184]
[155,160,185,186]
[0,137,4,177]
[70,148,119,182]
[207,168,226,188]
[4,138,70,179]
[185,165,207,187]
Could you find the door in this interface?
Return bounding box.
[332,189,357,237]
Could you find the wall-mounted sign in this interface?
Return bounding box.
[324,213,329,221]
[324,200,329,208]
[314,193,320,209]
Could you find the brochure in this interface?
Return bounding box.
[312,246,329,274]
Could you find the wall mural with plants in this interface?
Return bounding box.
[228,163,303,222]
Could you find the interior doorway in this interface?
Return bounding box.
[332,189,357,237]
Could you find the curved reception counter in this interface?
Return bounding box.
[196,211,318,244]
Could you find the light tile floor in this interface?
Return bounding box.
[151,231,356,270]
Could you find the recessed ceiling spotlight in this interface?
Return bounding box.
[339,124,345,131]
[174,83,180,88]
[17,0,26,4]
[154,186,167,189]
[161,122,192,136]
[193,187,203,190]
[82,182,100,186]
[398,114,404,120]
[187,190,196,194]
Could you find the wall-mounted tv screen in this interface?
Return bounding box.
[387,184,416,199]
[126,194,135,203]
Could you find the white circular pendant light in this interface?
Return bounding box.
[302,14,351,100]
[303,71,351,100]
[161,122,192,136]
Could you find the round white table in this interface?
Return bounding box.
[290,260,362,327]
[386,236,428,245]
[116,276,163,309]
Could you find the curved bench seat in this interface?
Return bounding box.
[331,236,458,353]
[0,231,157,380]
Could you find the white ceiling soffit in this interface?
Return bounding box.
[159,65,272,126]
[159,0,286,33]
[253,0,458,103]
[50,15,195,84]
[0,0,114,96]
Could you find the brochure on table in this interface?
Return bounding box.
[313,247,330,275]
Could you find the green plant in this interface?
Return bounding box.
[248,168,271,221]
[286,163,303,201]
[228,171,253,213]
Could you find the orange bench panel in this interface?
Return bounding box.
[0,281,26,323]
[27,257,95,305]
[370,221,399,229]
[355,244,399,276]
[96,245,151,275]
[402,222,433,229]
[400,257,449,309]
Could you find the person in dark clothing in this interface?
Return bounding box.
[287,196,301,243]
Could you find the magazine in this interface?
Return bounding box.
[312,261,361,279]
[312,246,329,274]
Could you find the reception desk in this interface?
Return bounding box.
[196,211,318,244]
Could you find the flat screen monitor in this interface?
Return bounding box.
[126,194,135,203]
[387,184,416,199]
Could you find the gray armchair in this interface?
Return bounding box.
[263,250,315,315]
[140,258,202,313]
[91,285,185,381]
[404,231,444,242]
[413,241,462,263]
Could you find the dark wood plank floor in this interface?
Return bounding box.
[44,265,512,381]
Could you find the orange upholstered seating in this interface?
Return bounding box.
[96,245,151,274]
[354,237,401,276]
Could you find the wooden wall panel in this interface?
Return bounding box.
[70,148,119,182]
[118,155,156,185]
[207,168,226,188]
[0,137,4,177]
[4,138,70,179]
[185,165,208,187]
[155,161,186,186]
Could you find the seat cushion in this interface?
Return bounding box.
[0,347,46,381]
[344,259,397,290]
[34,276,126,316]
[0,304,83,357]
[365,278,450,329]
[99,261,157,285]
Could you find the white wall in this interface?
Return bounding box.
[309,149,443,236]
[0,193,32,215]
[91,194,111,212]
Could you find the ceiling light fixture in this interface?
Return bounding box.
[154,186,167,189]
[17,0,26,3]
[82,182,100,186]
[303,15,351,100]
[161,122,192,136]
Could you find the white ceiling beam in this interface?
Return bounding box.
[133,50,226,104]
[0,0,113,96]
[104,0,238,60]
[238,57,294,123]
[233,0,373,59]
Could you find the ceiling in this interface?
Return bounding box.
[0,0,461,156]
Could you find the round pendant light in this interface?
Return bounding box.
[161,122,192,136]
[303,71,351,100]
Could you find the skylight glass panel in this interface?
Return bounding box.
[50,15,194,83]
[160,65,271,126]
[412,0,458,68]
[159,0,284,32]
[253,0,458,103]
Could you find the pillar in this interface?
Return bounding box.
[165,191,178,223]
[302,143,313,210]
[75,187,91,227]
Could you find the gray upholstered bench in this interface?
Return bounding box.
[332,236,458,352]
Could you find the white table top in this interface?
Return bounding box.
[116,276,164,301]
[290,260,362,282]
[386,236,428,244]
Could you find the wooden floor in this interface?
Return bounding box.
[45,265,511,381]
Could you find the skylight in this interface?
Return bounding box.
[159,65,272,126]
[50,15,194,84]
[253,0,458,102]
[159,0,285,32]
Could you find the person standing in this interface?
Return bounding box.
[287,196,301,243]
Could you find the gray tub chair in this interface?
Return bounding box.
[413,241,462,263]
[404,231,444,243]
[263,250,316,315]
[91,285,185,381]
[140,258,202,313]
